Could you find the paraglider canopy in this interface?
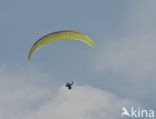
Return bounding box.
[28,30,95,61]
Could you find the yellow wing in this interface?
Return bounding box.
[28,30,95,61]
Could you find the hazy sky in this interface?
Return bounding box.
[0,0,156,119]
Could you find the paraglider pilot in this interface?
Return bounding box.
[65,81,73,90]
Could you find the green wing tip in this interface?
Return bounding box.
[27,52,32,62]
[91,42,96,48]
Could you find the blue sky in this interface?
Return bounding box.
[0,0,156,119]
[0,0,125,61]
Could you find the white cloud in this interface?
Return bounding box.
[0,66,138,119]
[0,66,57,119]
[95,0,156,96]
[96,37,156,79]
[95,35,156,100]
[27,85,136,119]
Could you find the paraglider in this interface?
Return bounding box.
[65,81,74,90]
[28,30,95,61]
[28,30,95,90]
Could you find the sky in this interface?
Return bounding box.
[0,0,156,119]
